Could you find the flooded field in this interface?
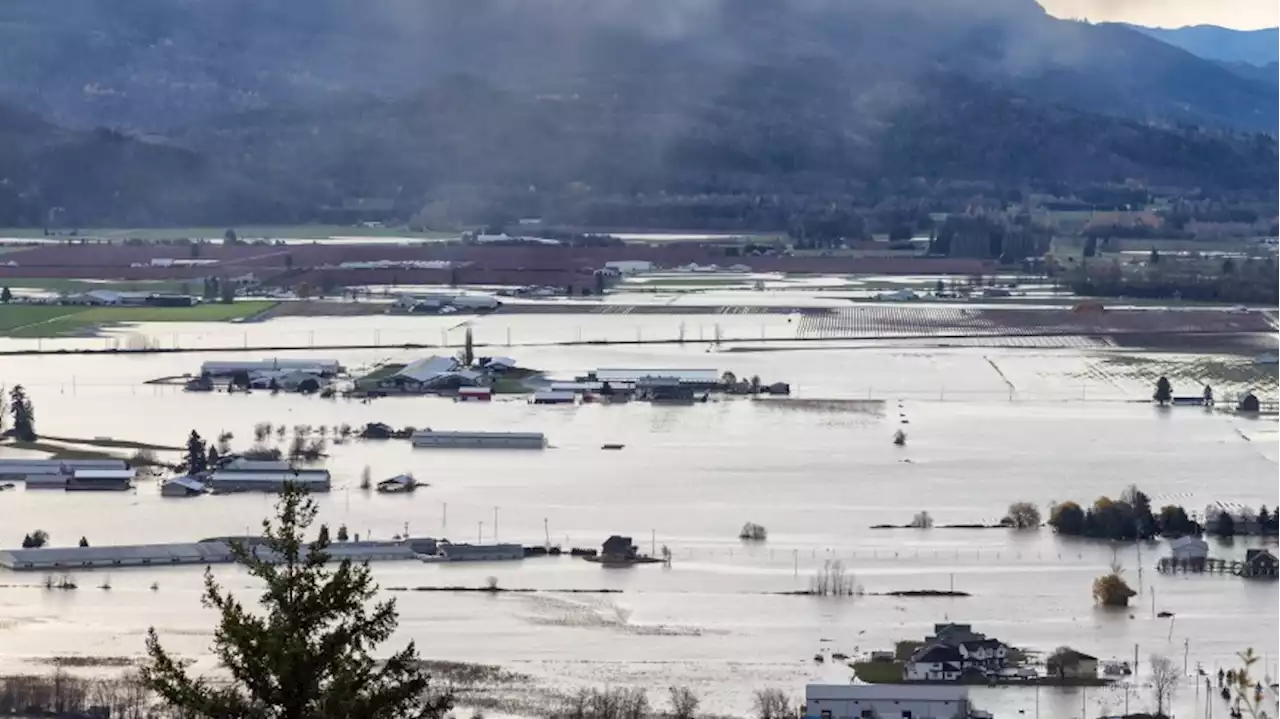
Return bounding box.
[0,312,1275,718]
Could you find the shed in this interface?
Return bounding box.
[1168,536,1209,564]
[1242,549,1279,579]
[1047,648,1099,679]
[530,390,576,405]
[161,476,207,497]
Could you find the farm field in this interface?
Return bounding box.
[0,301,276,338]
[0,277,192,294]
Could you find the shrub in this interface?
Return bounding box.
[908,511,933,529]
[810,560,859,597]
[1004,502,1041,529]
[739,522,768,541]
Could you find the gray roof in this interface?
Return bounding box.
[72,469,136,480]
[395,355,459,383]
[164,476,206,490]
[0,458,126,475]
[209,471,331,482]
[223,458,295,472]
[594,368,719,383]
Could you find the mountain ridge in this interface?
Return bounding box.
[1122,23,1279,67]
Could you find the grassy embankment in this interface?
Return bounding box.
[0,302,276,338]
[1,435,184,462]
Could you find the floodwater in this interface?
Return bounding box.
[0,315,1276,718]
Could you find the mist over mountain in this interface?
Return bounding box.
[1124,24,1279,67]
[0,0,1274,227]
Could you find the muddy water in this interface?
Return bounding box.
[0,319,1275,718]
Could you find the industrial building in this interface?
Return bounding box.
[0,538,524,570]
[66,468,135,491]
[198,358,342,378]
[586,368,720,390]
[206,469,332,493]
[804,684,987,719]
[0,460,134,491]
[0,458,127,480]
[410,430,546,449]
[437,542,525,561]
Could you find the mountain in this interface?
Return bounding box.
[1124,24,1279,67]
[0,0,1274,227]
[0,0,1274,133]
[0,104,288,226]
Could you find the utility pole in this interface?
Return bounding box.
[478,521,484,543]
[442,502,448,532]
[1184,639,1190,675]
[544,518,550,549]
[651,529,656,557]
[493,506,499,543]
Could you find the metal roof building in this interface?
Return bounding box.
[207,470,331,493]
[411,430,546,449]
[161,476,207,497]
[395,355,461,383]
[199,358,342,377]
[590,368,720,387]
[0,458,126,479]
[0,539,429,570]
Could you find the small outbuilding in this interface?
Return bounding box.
[161,476,207,497]
[1047,648,1099,680]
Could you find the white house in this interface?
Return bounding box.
[805,683,980,719]
[905,644,965,682]
[1168,536,1209,563]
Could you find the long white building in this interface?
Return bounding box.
[804,684,987,719]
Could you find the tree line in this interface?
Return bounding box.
[1050,493,1193,540]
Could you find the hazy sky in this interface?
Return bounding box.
[1040,0,1278,29]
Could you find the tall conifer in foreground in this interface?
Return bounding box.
[142,483,452,718]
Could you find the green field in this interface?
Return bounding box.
[0,301,276,338]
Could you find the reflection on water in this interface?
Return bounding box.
[0,322,1274,717]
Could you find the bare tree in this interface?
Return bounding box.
[753,688,795,719]
[809,560,859,597]
[669,686,700,719]
[1150,654,1180,717]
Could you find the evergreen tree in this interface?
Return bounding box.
[1214,511,1236,538]
[207,445,221,469]
[9,385,35,441]
[186,431,208,475]
[1153,376,1172,406]
[142,484,453,718]
[0,287,11,303]
[79,536,89,547]
[1258,506,1273,534]
[462,327,474,368]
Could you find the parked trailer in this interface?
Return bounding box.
[410,430,546,449]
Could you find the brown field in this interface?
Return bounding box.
[797,307,1275,339]
[0,242,994,288]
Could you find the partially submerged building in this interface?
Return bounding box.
[207,469,332,493]
[410,430,546,449]
[437,542,524,561]
[585,368,720,390]
[0,460,134,491]
[0,458,127,481]
[160,476,207,497]
[804,684,987,719]
[199,358,342,378]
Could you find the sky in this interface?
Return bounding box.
[1039,0,1279,29]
